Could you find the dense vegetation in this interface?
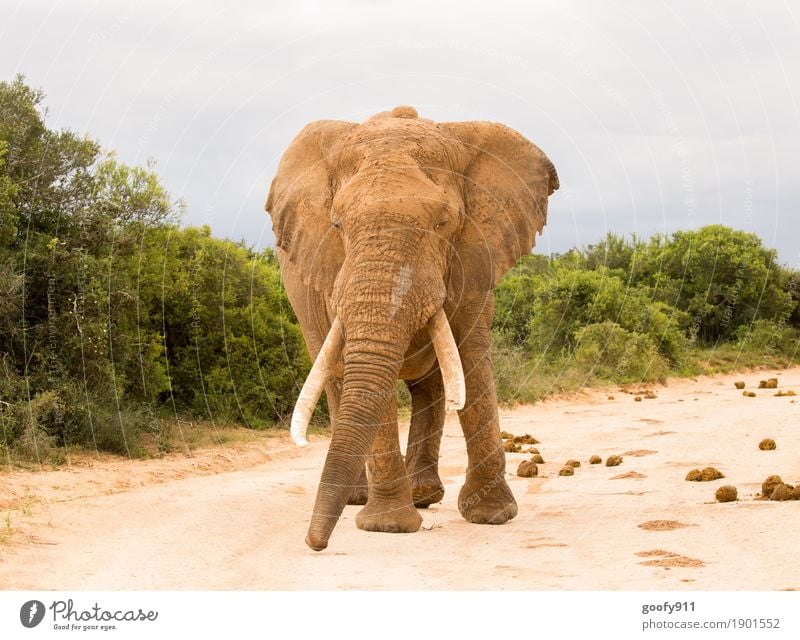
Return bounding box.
[1,77,798,462]
[1,77,307,462]
[492,227,800,403]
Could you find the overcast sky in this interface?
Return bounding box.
[2,0,799,264]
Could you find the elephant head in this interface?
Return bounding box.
[266,106,558,550]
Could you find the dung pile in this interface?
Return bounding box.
[775,390,796,397]
[501,431,541,453]
[758,438,777,451]
[742,391,756,398]
[734,381,745,389]
[517,460,538,478]
[531,454,545,464]
[762,475,783,496]
[715,485,738,502]
[711,473,800,504]
[770,483,794,501]
[685,467,724,482]
[558,466,574,477]
[755,475,800,501]
[758,378,778,389]
[565,459,581,468]
[605,455,623,467]
[589,455,602,464]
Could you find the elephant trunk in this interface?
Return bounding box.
[305,325,407,551]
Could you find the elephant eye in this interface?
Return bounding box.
[434,219,448,230]
[331,219,342,230]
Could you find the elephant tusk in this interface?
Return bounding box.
[428,309,466,411]
[290,317,344,446]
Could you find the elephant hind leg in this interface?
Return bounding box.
[405,366,446,508]
[326,379,369,505]
[355,393,421,534]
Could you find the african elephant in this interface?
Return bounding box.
[266,105,559,551]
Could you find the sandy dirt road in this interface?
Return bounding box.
[2,368,799,590]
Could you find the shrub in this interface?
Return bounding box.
[573,322,670,383]
[735,320,800,360]
[522,267,686,364]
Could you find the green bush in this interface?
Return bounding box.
[9,391,64,464]
[521,267,686,364]
[573,322,669,383]
[735,320,800,358]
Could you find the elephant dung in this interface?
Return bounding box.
[734,381,745,389]
[500,431,514,440]
[685,467,724,482]
[644,390,657,399]
[605,455,623,467]
[761,475,783,497]
[742,391,756,398]
[565,459,581,468]
[517,460,538,478]
[503,441,522,453]
[531,454,545,464]
[607,395,615,400]
[589,455,602,464]
[512,433,539,445]
[759,378,778,389]
[700,467,725,481]
[525,447,540,455]
[558,466,574,476]
[770,483,794,501]
[759,438,777,450]
[715,485,738,502]
[634,396,643,402]
[775,390,796,397]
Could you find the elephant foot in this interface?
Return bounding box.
[458,474,518,525]
[410,470,445,508]
[355,499,422,534]
[347,466,369,505]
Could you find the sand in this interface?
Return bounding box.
[1,367,799,590]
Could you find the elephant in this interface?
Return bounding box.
[265,105,559,551]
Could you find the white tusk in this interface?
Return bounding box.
[428,309,466,411]
[290,317,344,446]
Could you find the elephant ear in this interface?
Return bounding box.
[265,120,356,294]
[440,121,559,291]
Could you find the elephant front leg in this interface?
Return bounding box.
[457,355,517,524]
[452,300,517,525]
[355,393,422,534]
[405,368,445,507]
[326,379,368,505]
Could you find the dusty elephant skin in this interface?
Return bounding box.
[265,105,559,550]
